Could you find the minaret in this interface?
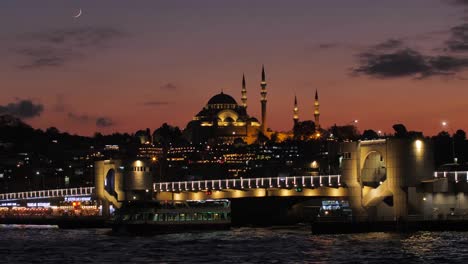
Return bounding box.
[314,89,320,130]
[293,95,299,126]
[241,74,247,108]
[260,65,267,134]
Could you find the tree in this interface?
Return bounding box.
[361,129,379,140]
[392,124,408,138]
[330,124,360,141]
[454,129,466,141]
[46,127,60,135]
[293,121,316,140]
[255,131,269,144]
[152,123,184,147]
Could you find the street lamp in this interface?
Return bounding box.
[441,121,457,163]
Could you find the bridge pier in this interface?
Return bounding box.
[341,138,434,221]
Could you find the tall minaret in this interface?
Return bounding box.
[314,89,320,130]
[260,65,267,134]
[293,95,299,127]
[241,74,247,108]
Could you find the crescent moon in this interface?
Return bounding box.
[73,8,82,18]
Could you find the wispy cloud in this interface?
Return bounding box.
[68,112,115,128]
[445,23,468,52]
[160,83,178,91]
[53,94,67,113]
[96,117,115,127]
[67,112,91,122]
[15,26,124,69]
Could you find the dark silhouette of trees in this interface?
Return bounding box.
[153,123,184,147]
[392,124,408,138]
[392,124,423,139]
[329,124,360,141]
[361,129,379,140]
[293,121,316,140]
[255,131,269,144]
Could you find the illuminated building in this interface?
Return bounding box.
[260,65,268,135]
[137,143,163,160]
[290,89,325,140]
[293,95,299,127]
[185,67,270,144]
[314,89,320,131]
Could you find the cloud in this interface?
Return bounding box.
[445,23,468,52]
[96,117,114,127]
[372,39,403,50]
[353,39,468,78]
[67,112,115,127]
[15,26,124,69]
[354,48,430,78]
[160,83,178,91]
[53,94,67,112]
[446,0,468,5]
[429,55,468,72]
[0,99,44,119]
[67,112,91,122]
[144,101,172,106]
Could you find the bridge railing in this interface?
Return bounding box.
[0,187,95,202]
[434,171,468,183]
[153,175,342,192]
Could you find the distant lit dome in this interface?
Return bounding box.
[207,92,238,105]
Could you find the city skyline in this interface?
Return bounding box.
[1,0,468,136]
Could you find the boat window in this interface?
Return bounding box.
[148,213,155,221]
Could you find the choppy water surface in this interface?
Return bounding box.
[1,225,467,263]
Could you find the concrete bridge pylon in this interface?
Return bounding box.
[340,138,434,221]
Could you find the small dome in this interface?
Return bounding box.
[207,92,238,105]
[248,117,259,122]
[224,117,234,122]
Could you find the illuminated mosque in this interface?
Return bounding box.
[184,66,321,144]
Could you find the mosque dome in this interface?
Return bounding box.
[207,92,238,105]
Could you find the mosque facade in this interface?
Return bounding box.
[184,66,321,144]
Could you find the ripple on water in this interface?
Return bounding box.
[1,226,468,263]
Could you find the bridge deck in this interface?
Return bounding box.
[0,175,342,202]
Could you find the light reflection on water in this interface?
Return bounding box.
[0,225,467,263]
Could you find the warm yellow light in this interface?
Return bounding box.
[311,161,319,169]
[415,140,423,150]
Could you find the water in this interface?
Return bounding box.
[1,225,468,263]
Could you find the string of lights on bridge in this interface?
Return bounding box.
[1,171,467,202]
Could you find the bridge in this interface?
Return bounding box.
[0,175,342,202]
[3,170,467,203]
[2,138,468,223]
[0,187,95,202]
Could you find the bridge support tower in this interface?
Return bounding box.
[341,138,434,221]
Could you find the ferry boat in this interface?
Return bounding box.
[111,199,231,234]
